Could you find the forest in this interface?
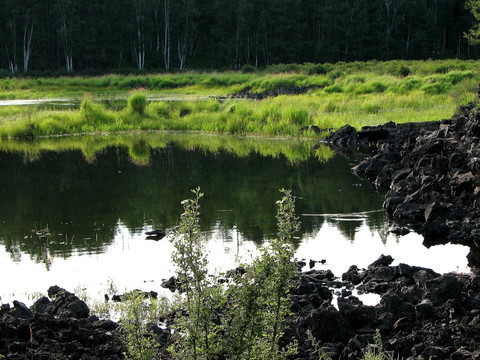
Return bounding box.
[0,0,479,75]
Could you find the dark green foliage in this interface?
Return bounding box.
[389,64,411,77]
[241,64,256,73]
[466,0,480,45]
[0,0,478,73]
[305,63,331,75]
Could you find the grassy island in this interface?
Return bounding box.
[0,59,478,139]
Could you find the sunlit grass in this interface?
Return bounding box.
[0,59,478,139]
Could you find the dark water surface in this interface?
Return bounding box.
[0,134,469,305]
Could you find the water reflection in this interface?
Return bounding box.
[0,134,471,304]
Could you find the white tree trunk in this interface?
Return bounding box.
[133,0,145,70]
[61,11,73,73]
[178,0,190,71]
[23,10,34,73]
[164,0,171,70]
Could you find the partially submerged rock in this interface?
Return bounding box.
[325,102,480,267]
[288,256,480,360]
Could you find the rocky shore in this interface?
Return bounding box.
[2,256,480,359]
[325,101,480,268]
[3,102,480,359]
[0,286,124,359]
[289,257,480,359]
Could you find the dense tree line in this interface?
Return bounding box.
[0,0,478,74]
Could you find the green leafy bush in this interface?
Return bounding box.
[120,292,162,360]
[168,188,299,359]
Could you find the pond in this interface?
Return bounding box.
[0,94,214,110]
[0,133,470,306]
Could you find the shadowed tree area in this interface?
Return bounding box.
[0,0,478,74]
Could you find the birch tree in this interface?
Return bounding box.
[7,0,18,73]
[56,0,74,73]
[17,0,37,74]
[163,0,171,70]
[132,0,145,70]
[154,0,170,70]
[176,0,196,70]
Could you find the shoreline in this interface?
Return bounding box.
[3,98,480,358]
[2,255,479,359]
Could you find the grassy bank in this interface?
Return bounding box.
[0,59,478,139]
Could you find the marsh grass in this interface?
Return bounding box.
[0,60,478,139]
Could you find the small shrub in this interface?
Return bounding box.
[168,188,300,360]
[128,93,148,115]
[305,63,330,75]
[169,188,223,360]
[421,82,450,95]
[387,62,411,77]
[241,64,256,73]
[222,189,299,359]
[120,291,160,360]
[266,63,302,73]
[324,84,343,93]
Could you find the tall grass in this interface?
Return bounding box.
[0,60,477,139]
[1,59,479,98]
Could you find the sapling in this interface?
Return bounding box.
[168,188,300,359]
[120,291,160,360]
[222,188,299,359]
[169,187,222,360]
